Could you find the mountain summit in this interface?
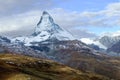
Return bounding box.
[34,11,56,35]
[33,11,75,40]
[13,11,75,46]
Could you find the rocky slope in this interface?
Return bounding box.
[0,53,110,80]
[0,36,46,58]
[107,41,120,55]
[28,40,120,80]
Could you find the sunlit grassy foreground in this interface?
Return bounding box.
[0,53,109,80]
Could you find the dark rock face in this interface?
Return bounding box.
[99,35,120,48]
[0,36,11,43]
[30,40,95,56]
[88,44,100,50]
[107,41,120,55]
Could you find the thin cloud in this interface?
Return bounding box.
[0,0,54,16]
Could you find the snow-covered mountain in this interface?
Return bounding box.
[81,32,120,50]
[12,11,75,46]
[99,32,120,48]
[80,38,107,49]
[0,36,46,58]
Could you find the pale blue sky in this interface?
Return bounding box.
[55,0,120,35]
[54,0,118,11]
[53,0,120,35]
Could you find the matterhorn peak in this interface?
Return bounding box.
[37,11,54,26]
[13,11,75,46]
[34,11,57,35]
[42,11,50,15]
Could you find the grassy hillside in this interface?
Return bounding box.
[50,49,120,80]
[0,53,109,80]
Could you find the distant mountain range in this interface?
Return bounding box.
[81,33,120,55]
